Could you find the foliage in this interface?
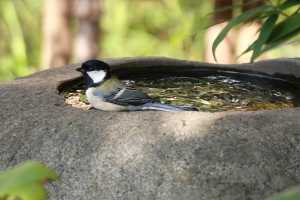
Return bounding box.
[0,161,59,200]
[101,0,211,60]
[0,0,42,81]
[266,186,300,200]
[212,0,300,62]
[1,0,300,81]
[0,0,212,82]
[0,161,299,200]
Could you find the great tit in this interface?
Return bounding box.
[76,60,199,111]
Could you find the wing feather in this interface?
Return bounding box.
[92,77,159,106]
[112,87,159,105]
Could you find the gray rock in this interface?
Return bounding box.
[0,57,300,200]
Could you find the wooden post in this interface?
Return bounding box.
[73,0,101,62]
[42,0,72,69]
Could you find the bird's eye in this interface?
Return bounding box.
[89,65,96,71]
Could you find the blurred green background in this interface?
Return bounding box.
[0,0,300,82]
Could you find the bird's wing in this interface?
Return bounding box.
[110,86,159,105]
[92,77,159,106]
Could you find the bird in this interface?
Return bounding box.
[76,60,199,111]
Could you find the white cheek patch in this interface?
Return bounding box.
[87,70,106,83]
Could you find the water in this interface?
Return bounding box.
[123,76,300,112]
[63,75,300,112]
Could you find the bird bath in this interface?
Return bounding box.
[58,58,300,112]
[2,57,300,200]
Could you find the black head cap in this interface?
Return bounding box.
[76,60,110,73]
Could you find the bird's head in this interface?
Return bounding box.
[77,60,112,86]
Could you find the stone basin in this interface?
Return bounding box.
[0,57,300,200]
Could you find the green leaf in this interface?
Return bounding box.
[262,35,296,53]
[276,0,300,12]
[266,13,300,44]
[266,185,300,200]
[205,0,264,17]
[212,5,271,62]
[243,0,300,25]
[194,1,265,33]
[285,38,300,45]
[250,14,278,62]
[0,161,59,200]
[1,0,28,77]
[200,19,228,30]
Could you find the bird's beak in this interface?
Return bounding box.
[76,67,85,73]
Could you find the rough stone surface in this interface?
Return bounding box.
[0,57,300,200]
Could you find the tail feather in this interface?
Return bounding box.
[130,103,198,111]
